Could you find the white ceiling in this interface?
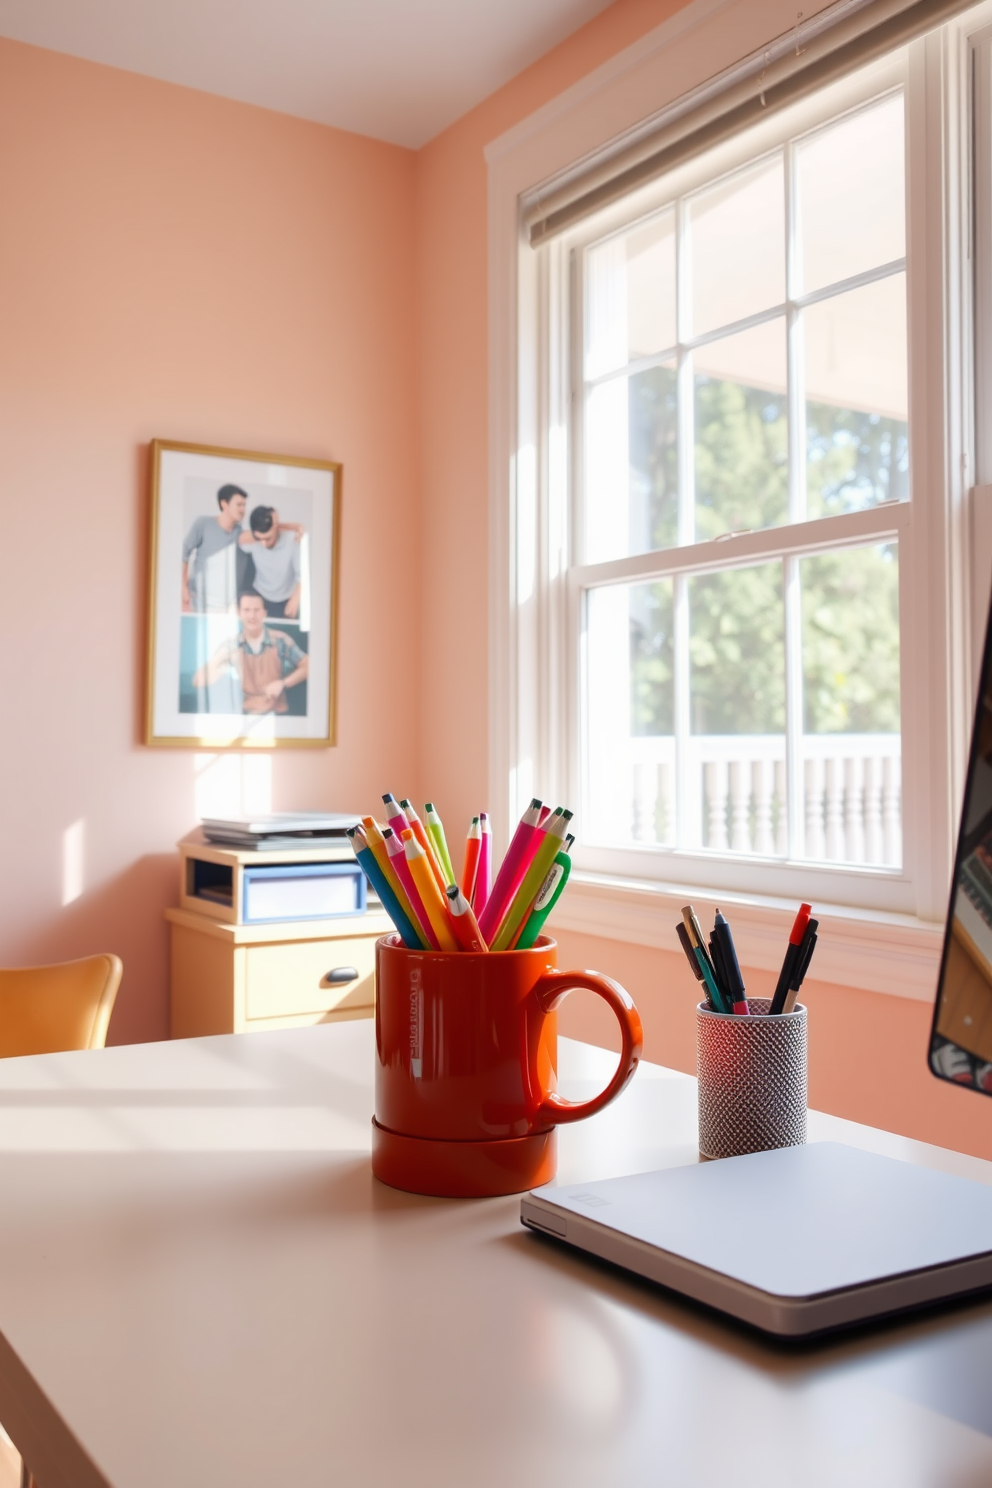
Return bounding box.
[0,0,617,148]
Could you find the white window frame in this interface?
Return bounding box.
[565,63,911,910]
[486,0,981,996]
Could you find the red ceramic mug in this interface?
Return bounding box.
[372,934,643,1197]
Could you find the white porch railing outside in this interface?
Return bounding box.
[622,733,902,867]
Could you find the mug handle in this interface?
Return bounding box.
[530,969,643,1125]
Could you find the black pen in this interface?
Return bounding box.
[713,909,749,1015]
[781,920,818,1015]
[769,903,812,1014]
[678,913,730,1013]
[708,930,728,996]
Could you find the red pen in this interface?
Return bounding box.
[769,903,812,1014]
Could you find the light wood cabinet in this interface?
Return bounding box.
[167,906,391,1039]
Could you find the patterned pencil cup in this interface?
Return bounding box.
[696,997,807,1160]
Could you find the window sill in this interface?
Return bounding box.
[547,871,944,1003]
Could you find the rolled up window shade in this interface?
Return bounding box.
[525,0,973,247]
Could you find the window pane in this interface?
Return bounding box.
[688,156,785,337]
[688,563,786,854]
[799,543,901,866]
[694,319,788,541]
[805,273,908,518]
[797,94,905,296]
[586,580,675,845]
[689,564,785,734]
[585,363,677,561]
[585,210,676,379]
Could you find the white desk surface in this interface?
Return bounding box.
[2,1024,992,1488]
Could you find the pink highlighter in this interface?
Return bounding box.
[382,792,410,842]
[474,813,493,914]
[477,799,545,946]
[384,827,441,950]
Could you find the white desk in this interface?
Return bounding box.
[1,1024,992,1487]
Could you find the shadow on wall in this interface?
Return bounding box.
[4,854,176,1047]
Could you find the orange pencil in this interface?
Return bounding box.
[402,829,459,951]
[445,886,488,952]
[400,799,447,892]
[461,816,482,899]
[384,827,440,950]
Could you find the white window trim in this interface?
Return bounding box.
[487,0,985,989]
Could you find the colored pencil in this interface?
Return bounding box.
[474,812,492,912]
[382,792,410,842]
[347,828,421,949]
[400,800,447,892]
[445,886,489,952]
[490,809,571,951]
[461,816,482,900]
[402,829,459,951]
[425,802,456,886]
[384,827,440,949]
[361,815,413,919]
[477,799,544,944]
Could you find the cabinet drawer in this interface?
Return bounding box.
[244,937,376,1021]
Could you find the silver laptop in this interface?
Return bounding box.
[521,1142,992,1335]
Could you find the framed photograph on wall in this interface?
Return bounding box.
[145,439,341,748]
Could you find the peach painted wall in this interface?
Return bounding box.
[415,0,690,824]
[413,2,992,1160]
[0,38,421,1044]
[1,7,981,1160]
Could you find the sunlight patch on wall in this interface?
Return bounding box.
[194,753,273,820]
[61,819,85,906]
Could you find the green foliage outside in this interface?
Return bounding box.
[688,564,786,734]
[694,379,788,542]
[801,546,900,733]
[626,374,903,737]
[630,580,674,736]
[629,366,678,552]
[807,405,909,519]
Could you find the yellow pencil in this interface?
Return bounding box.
[402,829,459,951]
[400,799,448,892]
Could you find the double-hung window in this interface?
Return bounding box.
[507,24,975,926]
[574,61,909,907]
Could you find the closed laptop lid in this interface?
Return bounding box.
[525,1143,992,1300]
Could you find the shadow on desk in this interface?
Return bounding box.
[508,1222,992,1442]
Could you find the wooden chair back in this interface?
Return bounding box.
[0,954,122,1057]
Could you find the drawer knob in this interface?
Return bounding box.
[322,966,360,986]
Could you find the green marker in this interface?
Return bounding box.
[516,845,573,949]
[424,802,455,886]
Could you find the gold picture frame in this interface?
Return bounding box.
[145,439,341,749]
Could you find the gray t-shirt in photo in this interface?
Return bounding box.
[245,530,302,604]
[182,516,244,612]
